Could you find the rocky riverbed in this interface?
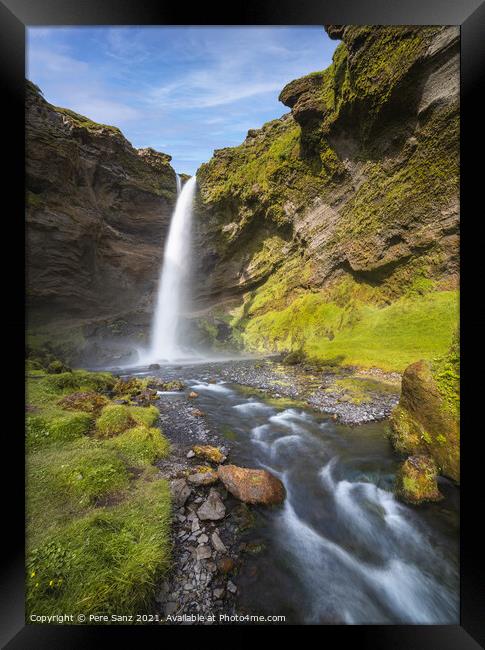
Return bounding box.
[216,358,401,425]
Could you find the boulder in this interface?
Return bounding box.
[187,469,219,486]
[197,488,226,521]
[193,445,226,464]
[217,465,286,505]
[211,531,227,552]
[389,342,459,483]
[395,455,443,505]
[148,363,161,370]
[170,478,191,508]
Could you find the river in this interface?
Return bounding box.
[126,359,459,625]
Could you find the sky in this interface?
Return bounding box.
[27,27,337,175]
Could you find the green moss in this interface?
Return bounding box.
[26,478,171,618]
[432,329,460,417]
[332,377,399,405]
[95,404,135,439]
[108,426,170,467]
[54,106,122,134]
[244,286,458,372]
[129,405,159,428]
[27,410,94,449]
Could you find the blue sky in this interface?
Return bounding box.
[27,27,336,175]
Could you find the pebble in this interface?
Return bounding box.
[227,581,237,594]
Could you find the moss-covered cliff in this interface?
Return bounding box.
[26,80,177,363]
[194,26,459,371]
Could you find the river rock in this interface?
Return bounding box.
[217,465,286,505]
[195,545,212,561]
[197,488,226,521]
[193,445,226,464]
[211,531,227,552]
[170,478,191,507]
[395,455,443,505]
[217,556,235,574]
[187,469,219,486]
[148,363,161,370]
[188,391,199,399]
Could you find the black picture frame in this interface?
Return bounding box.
[2,0,484,647]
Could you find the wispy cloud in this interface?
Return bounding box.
[27,27,336,174]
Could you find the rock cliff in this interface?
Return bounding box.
[26,81,177,363]
[194,26,459,371]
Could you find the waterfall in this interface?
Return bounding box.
[150,174,197,361]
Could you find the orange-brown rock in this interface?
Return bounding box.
[217,465,286,505]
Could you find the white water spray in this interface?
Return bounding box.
[150,174,197,361]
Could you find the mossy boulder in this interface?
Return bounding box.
[389,337,459,482]
[395,455,442,504]
[192,445,226,464]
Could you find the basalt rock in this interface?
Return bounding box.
[26,80,177,364]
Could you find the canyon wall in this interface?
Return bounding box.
[26,81,177,363]
[194,25,459,372]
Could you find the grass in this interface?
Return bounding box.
[107,426,170,467]
[26,480,171,618]
[244,289,458,372]
[332,377,400,404]
[26,370,172,620]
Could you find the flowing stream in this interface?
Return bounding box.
[149,175,197,362]
[132,361,460,624]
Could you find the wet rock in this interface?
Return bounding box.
[217,556,235,574]
[192,408,205,417]
[395,455,443,505]
[164,602,178,616]
[148,363,161,370]
[217,465,286,505]
[197,488,226,521]
[196,545,212,561]
[188,391,199,399]
[211,531,227,552]
[170,478,191,508]
[193,445,226,464]
[187,467,219,486]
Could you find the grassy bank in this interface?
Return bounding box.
[241,289,458,372]
[26,369,171,620]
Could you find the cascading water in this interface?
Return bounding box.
[149,174,197,361]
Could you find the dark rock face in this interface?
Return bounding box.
[26,81,177,362]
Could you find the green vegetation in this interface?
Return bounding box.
[95,404,136,438]
[332,377,399,404]
[54,106,123,135]
[243,288,458,372]
[26,370,171,620]
[107,426,170,466]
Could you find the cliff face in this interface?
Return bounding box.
[26,81,177,362]
[194,26,459,371]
